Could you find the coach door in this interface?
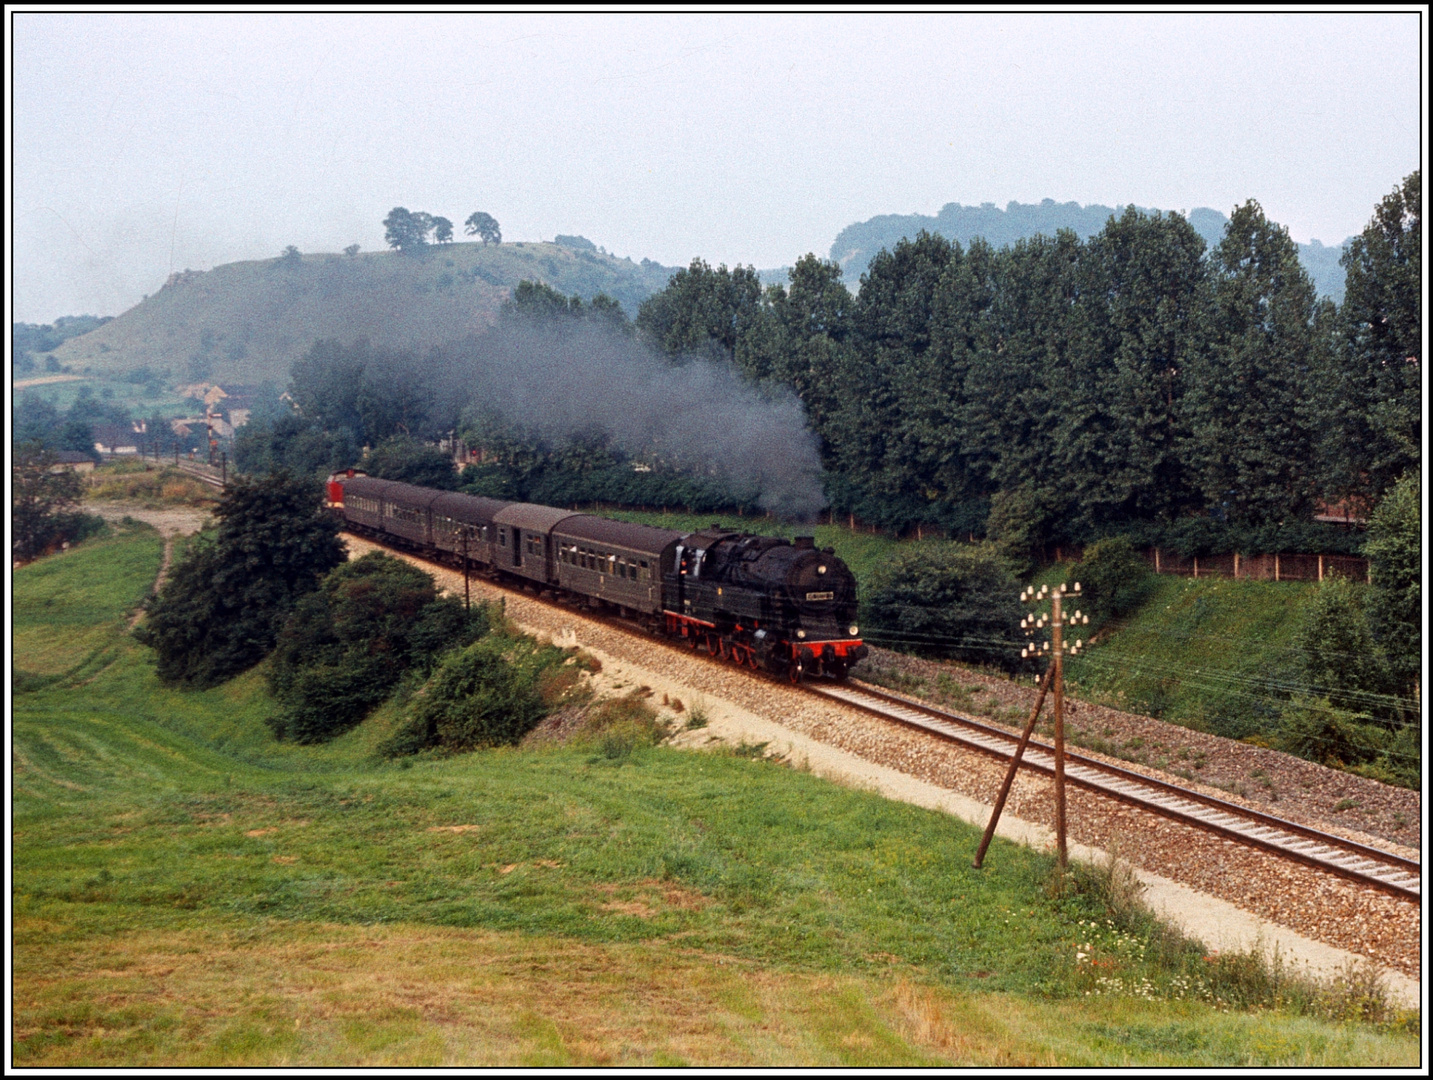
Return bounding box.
[512,528,522,567]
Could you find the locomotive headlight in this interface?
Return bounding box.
[849,625,859,637]
[796,629,806,639]
[818,565,827,574]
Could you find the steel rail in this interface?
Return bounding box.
[809,680,1420,903]
[171,461,226,489]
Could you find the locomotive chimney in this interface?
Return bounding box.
[793,536,816,550]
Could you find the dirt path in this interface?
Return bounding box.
[12,374,86,389]
[88,502,211,628]
[129,537,175,628]
[88,502,211,538]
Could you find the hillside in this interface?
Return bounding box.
[47,241,679,387]
[826,200,1352,301]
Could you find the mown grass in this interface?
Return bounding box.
[10,530,1418,1067]
[12,521,163,681]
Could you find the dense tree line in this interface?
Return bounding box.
[11,315,111,374]
[239,174,1417,561]
[633,174,1419,555]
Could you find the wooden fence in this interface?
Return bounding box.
[1142,548,1369,583]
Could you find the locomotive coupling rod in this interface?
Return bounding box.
[973,664,1054,869]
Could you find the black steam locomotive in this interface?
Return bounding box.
[329,474,867,682]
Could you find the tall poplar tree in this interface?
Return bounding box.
[1184,201,1320,524]
[1326,170,1421,507]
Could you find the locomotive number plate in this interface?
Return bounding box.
[805,591,834,601]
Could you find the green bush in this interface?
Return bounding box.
[861,545,1022,668]
[1292,575,1395,719]
[985,484,1061,576]
[383,632,569,755]
[1076,535,1153,625]
[135,472,345,687]
[1273,694,1416,787]
[363,435,461,491]
[266,552,489,742]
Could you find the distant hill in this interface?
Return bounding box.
[823,199,1352,301]
[48,240,679,387]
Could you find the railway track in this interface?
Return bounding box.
[172,461,226,489]
[344,531,1421,904]
[810,680,1421,903]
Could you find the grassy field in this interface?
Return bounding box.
[83,460,221,509]
[12,374,192,420]
[11,528,1416,1067]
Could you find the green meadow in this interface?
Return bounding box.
[11,526,1415,1067]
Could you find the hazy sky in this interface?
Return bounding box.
[10,10,1425,323]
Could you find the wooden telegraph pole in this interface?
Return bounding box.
[975,582,1089,873]
[1051,588,1068,868]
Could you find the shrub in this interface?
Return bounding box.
[861,545,1023,669]
[12,443,97,561]
[383,632,569,755]
[985,483,1063,575]
[364,435,461,491]
[1276,695,1383,770]
[1077,536,1154,625]
[1292,575,1395,718]
[266,552,490,742]
[134,472,345,687]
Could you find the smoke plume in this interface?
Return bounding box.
[431,322,826,519]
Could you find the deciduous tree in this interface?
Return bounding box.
[383,207,433,254]
[464,211,501,245]
[134,471,345,687]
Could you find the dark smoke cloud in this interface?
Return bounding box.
[431,323,826,519]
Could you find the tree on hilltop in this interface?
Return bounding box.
[465,211,501,245]
[384,207,434,255]
[432,216,454,244]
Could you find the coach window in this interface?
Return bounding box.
[639,560,649,580]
